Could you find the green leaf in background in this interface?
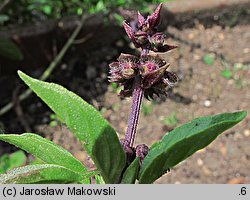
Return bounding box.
[163,111,179,127]
[0,151,27,174]
[121,157,140,184]
[0,164,87,184]
[42,5,52,15]
[0,37,23,61]
[0,133,86,173]
[8,151,26,170]
[139,111,247,183]
[95,1,106,13]
[18,71,126,183]
[0,15,10,24]
[77,7,83,16]
[203,53,215,65]
[113,13,124,26]
[221,69,233,79]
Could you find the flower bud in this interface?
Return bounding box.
[136,144,149,163]
[134,31,148,45]
[150,33,165,48]
[108,54,139,83]
[140,55,166,75]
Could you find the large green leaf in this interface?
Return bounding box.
[0,133,86,173]
[0,37,23,60]
[139,111,247,183]
[18,71,126,183]
[121,157,140,184]
[0,164,91,184]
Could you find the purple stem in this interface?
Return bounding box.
[123,49,149,148]
[124,76,144,148]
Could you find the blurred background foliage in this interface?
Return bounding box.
[0,150,27,174]
[0,0,172,26]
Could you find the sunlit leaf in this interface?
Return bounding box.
[0,164,87,184]
[121,157,140,184]
[18,71,126,183]
[0,133,86,173]
[139,111,247,183]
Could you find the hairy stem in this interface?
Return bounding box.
[123,48,149,148]
[124,76,144,148]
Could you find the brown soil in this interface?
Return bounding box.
[36,22,250,184]
[101,24,250,183]
[0,3,250,183]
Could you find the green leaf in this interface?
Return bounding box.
[0,15,10,23]
[95,175,105,184]
[78,170,100,184]
[9,150,27,169]
[42,5,52,15]
[113,13,124,26]
[221,69,233,79]
[163,111,179,127]
[121,157,140,184]
[0,151,26,174]
[0,154,10,174]
[139,111,247,183]
[81,178,91,184]
[0,133,86,173]
[0,164,87,184]
[0,37,23,61]
[203,54,215,65]
[95,1,106,13]
[49,120,58,127]
[18,71,126,183]
[76,7,83,16]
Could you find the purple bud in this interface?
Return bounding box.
[136,144,149,163]
[108,54,139,83]
[134,31,149,45]
[150,33,165,47]
[140,55,166,74]
[137,11,145,28]
[118,54,139,69]
[147,3,163,30]
[123,21,135,40]
[150,33,178,53]
[154,44,178,53]
[142,64,169,89]
[162,71,178,87]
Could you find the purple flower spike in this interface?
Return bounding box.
[109,4,178,164]
[109,53,177,99]
[123,3,176,54]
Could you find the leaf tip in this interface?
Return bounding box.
[17,70,27,80]
[238,110,247,120]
